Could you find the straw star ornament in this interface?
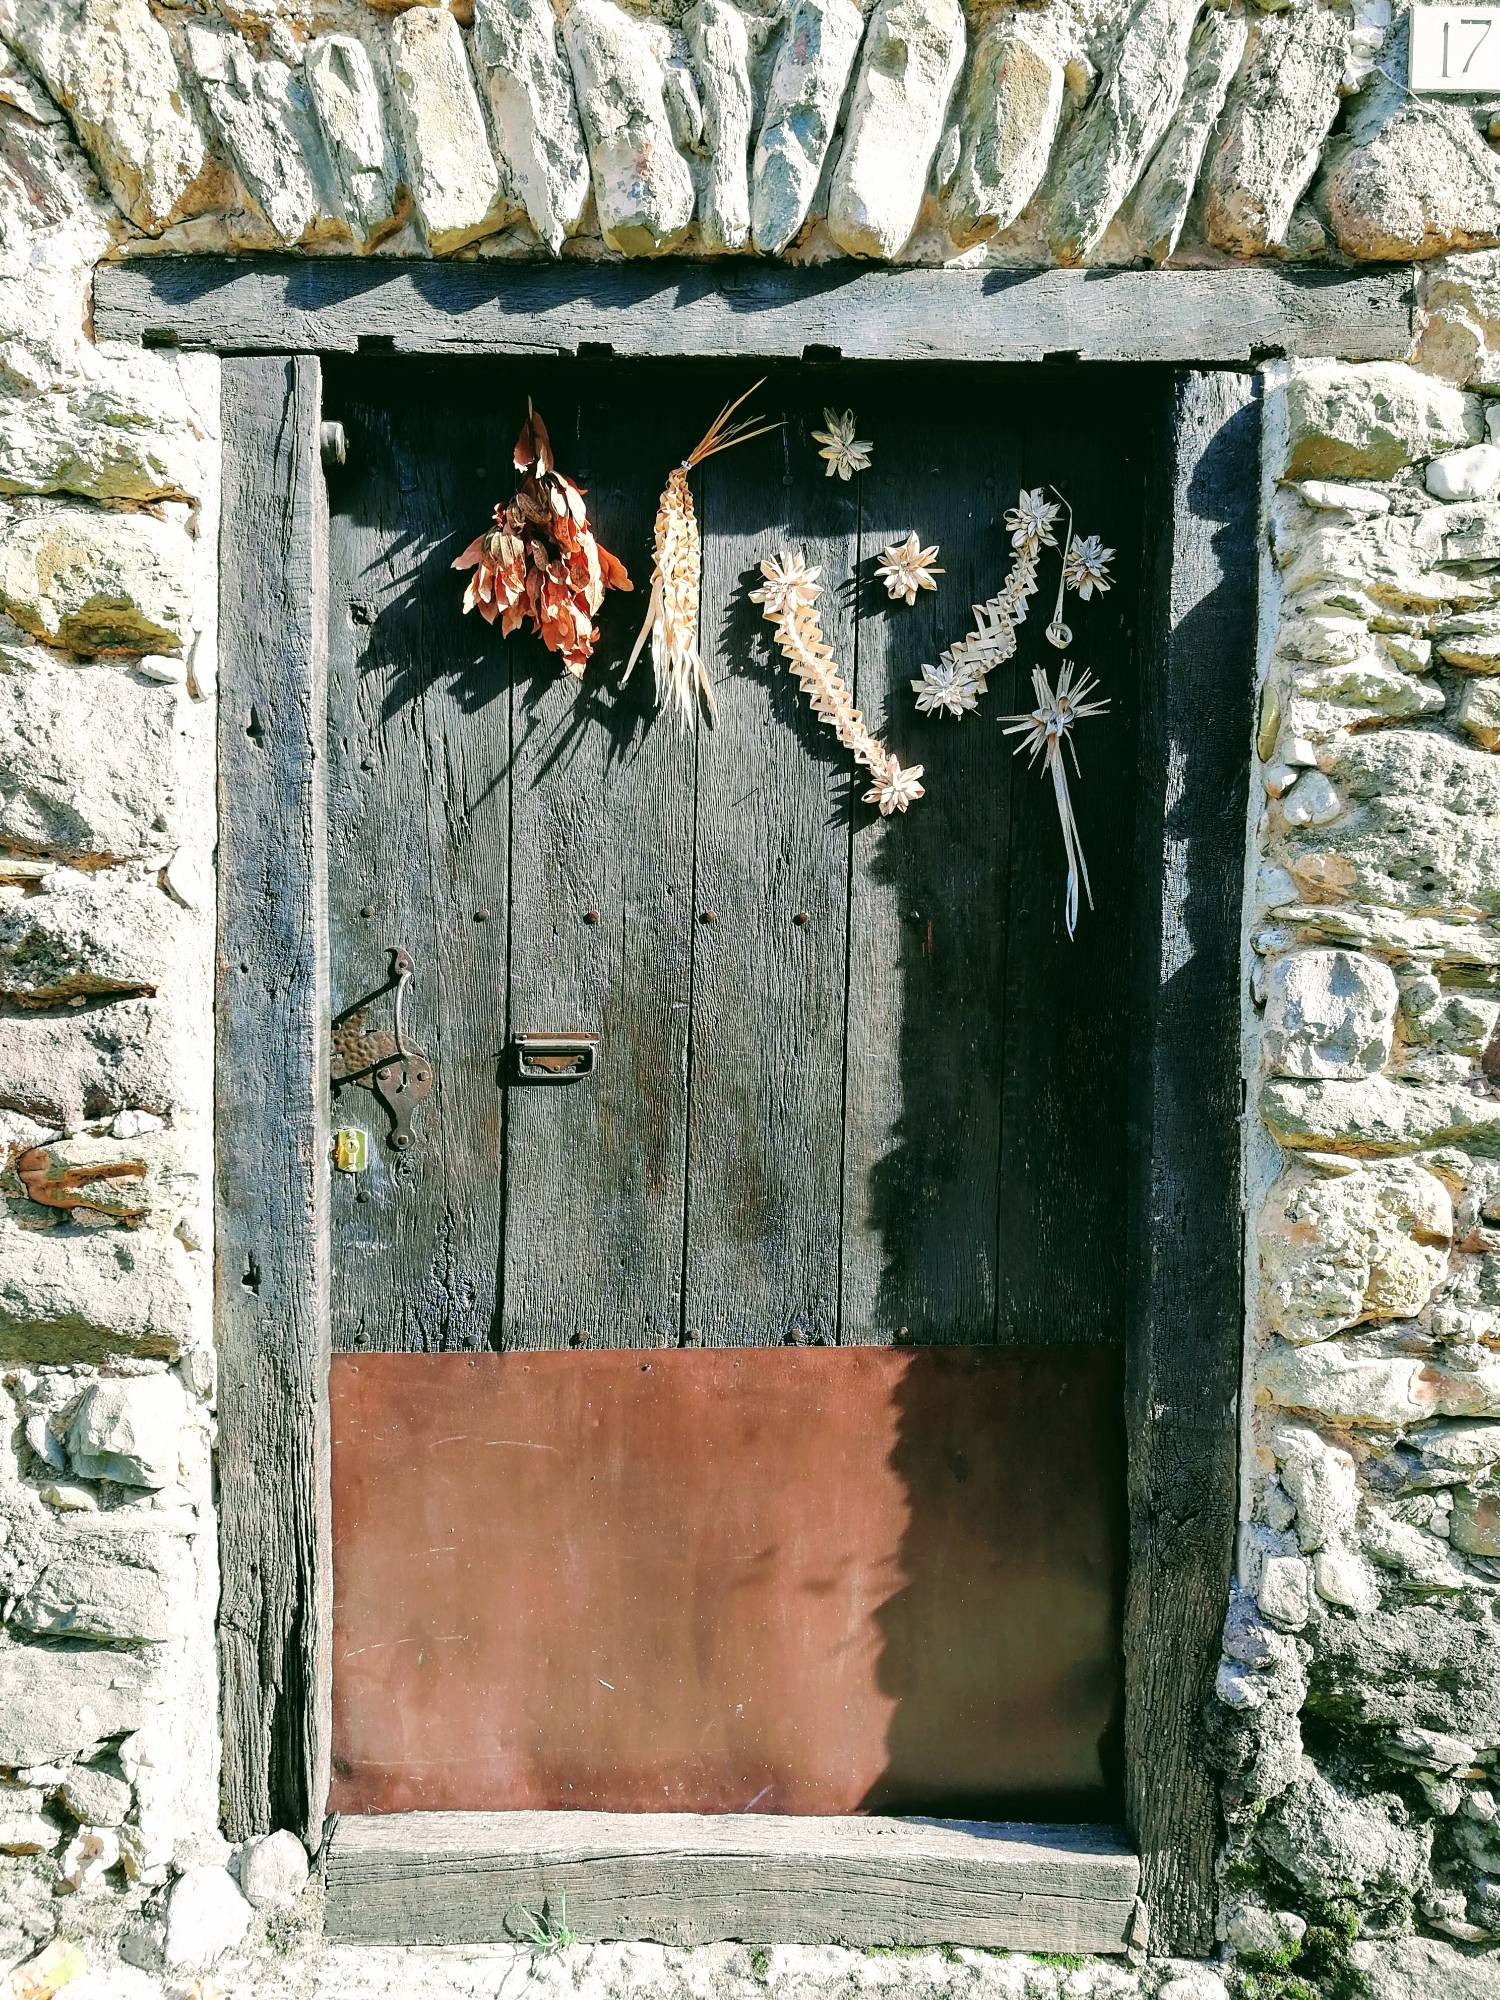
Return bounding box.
[875,532,943,605]
[811,408,873,481]
[1002,661,1110,939]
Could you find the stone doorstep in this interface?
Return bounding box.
[322,1812,1140,1955]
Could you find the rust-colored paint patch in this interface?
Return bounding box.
[329,1347,1125,1817]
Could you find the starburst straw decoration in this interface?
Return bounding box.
[625,381,778,725]
[453,403,631,680]
[875,532,943,605]
[811,408,873,481]
[750,551,924,815]
[1002,661,1110,939]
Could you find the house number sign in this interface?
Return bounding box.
[1410,3,1500,90]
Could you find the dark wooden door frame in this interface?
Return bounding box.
[175,257,1308,1955]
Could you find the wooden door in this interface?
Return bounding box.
[323,356,1154,1819]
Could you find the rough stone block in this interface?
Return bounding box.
[163,1866,252,1971]
[1283,364,1482,482]
[1329,101,1500,263]
[564,0,695,256]
[1129,6,1247,264]
[1272,1423,1358,1552]
[388,6,515,255]
[3,999,192,1133]
[0,1642,156,1767]
[1046,0,1199,264]
[1260,1341,1437,1426]
[305,33,405,249]
[1352,1933,1500,2000]
[827,0,965,260]
[1255,1762,1431,1902]
[684,0,753,255]
[1452,1486,1500,1558]
[1287,728,1500,920]
[0,870,175,1005]
[1262,948,1398,1080]
[185,20,340,247]
[945,22,1061,248]
[0,504,194,658]
[1264,1075,1500,1156]
[55,1762,132,1828]
[751,0,863,257]
[3,0,216,232]
[237,1828,310,1911]
[0,1225,201,1363]
[1260,1160,1452,1343]
[1459,678,1500,753]
[1427,443,1500,503]
[0,368,209,506]
[10,1525,196,1645]
[1201,5,1345,257]
[473,0,590,256]
[0,661,185,865]
[66,1374,188,1489]
[1417,250,1500,390]
[1258,1553,1312,1631]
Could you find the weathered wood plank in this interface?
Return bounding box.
[96,256,1415,364]
[215,355,332,1843]
[323,359,510,1353]
[684,378,852,1345]
[326,1811,1140,1951]
[1122,370,1254,1957]
[501,376,695,1348]
[991,388,1147,1346]
[839,372,1020,1345]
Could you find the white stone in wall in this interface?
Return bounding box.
[1329,101,1500,263]
[11,1526,196,1646]
[305,34,405,250]
[0,372,208,507]
[564,0,696,256]
[1262,947,1397,1079]
[1129,6,1248,266]
[0,661,185,866]
[1418,251,1500,390]
[827,0,964,260]
[237,1828,310,1911]
[685,0,754,255]
[67,1376,186,1489]
[1458,678,1500,752]
[1426,443,1500,502]
[0,0,215,233]
[388,7,515,256]
[945,22,1062,249]
[55,1762,131,1828]
[471,0,590,257]
[1283,363,1482,482]
[1045,0,1199,266]
[1272,1424,1358,1553]
[1202,4,1347,258]
[162,1865,251,1971]
[1288,728,1500,918]
[0,870,176,1006]
[1257,1553,1312,1631]
[185,21,339,249]
[0,505,192,657]
[0,1641,156,1767]
[1260,1159,1452,1343]
[751,0,863,257]
[1265,1074,1500,1155]
[0,1225,201,1363]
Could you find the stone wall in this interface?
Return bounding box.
[8,0,1500,1990]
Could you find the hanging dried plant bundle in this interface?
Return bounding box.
[750,551,925,816]
[909,487,1113,720]
[1002,661,1110,939]
[626,380,779,725]
[452,404,631,681]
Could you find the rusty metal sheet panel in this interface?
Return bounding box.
[329,1347,1124,1818]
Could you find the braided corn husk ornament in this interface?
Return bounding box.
[626,381,777,725]
[750,551,925,816]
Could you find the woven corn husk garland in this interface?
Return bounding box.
[750,551,925,816]
[626,381,777,725]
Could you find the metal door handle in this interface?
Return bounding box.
[370,948,434,1150]
[513,1032,600,1081]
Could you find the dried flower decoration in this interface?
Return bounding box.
[751,550,924,815]
[911,657,980,718]
[626,381,778,725]
[1063,533,1115,600]
[1004,487,1061,551]
[811,408,873,481]
[453,403,631,681]
[875,532,943,605]
[1002,661,1110,939]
